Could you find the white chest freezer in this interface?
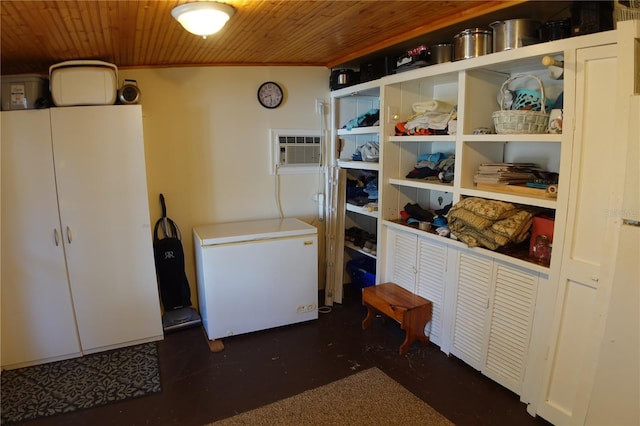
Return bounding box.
[193,218,318,341]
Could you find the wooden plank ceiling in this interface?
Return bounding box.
[0,0,572,75]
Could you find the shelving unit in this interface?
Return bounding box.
[376,52,565,391]
[379,41,569,269]
[327,27,633,420]
[328,83,381,300]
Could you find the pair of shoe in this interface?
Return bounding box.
[345,227,375,248]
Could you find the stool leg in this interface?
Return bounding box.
[399,310,429,355]
[399,334,411,356]
[362,306,375,330]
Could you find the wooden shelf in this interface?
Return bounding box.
[388,135,456,143]
[338,160,379,171]
[388,178,454,192]
[346,202,378,218]
[337,126,380,136]
[344,241,376,259]
[460,186,558,209]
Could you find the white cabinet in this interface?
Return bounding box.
[383,225,450,347]
[1,109,81,366]
[536,39,629,426]
[450,248,539,396]
[1,105,163,369]
[383,223,539,393]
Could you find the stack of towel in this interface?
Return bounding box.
[447,198,533,250]
[395,100,456,135]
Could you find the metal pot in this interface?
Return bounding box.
[430,43,452,64]
[453,28,492,61]
[330,69,358,90]
[490,19,541,52]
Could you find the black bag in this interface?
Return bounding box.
[153,194,192,311]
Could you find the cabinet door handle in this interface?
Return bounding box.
[66,226,73,244]
[54,228,60,246]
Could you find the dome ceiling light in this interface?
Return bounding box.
[171,2,235,39]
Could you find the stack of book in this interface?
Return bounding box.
[473,162,539,185]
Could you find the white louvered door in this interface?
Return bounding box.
[483,261,538,395]
[415,237,448,347]
[384,227,417,292]
[450,250,493,369]
[384,226,454,348]
[451,249,539,394]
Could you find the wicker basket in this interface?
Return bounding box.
[492,75,550,134]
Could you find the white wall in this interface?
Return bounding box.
[119,66,331,307]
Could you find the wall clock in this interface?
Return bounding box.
[257,81,284,109]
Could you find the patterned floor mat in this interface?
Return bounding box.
[1,343,161,425]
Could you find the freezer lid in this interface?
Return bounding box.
[194,218,317,246]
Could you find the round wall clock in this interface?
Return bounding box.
[257,81,284,109]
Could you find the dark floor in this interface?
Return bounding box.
[21,286,552,426]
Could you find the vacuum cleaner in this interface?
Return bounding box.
[153,193,201,332]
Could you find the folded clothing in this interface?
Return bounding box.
[412,100,454,114]
[405,153,455,182]
[447,198,533,250]
[344,109,380,130]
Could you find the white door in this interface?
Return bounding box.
[585,224,640,425]
[483,261,538,395]
[50,105,162,352]
[415,236,448,346]
[537,45,618,425]
[1,110,81,367]
[384,226,417,292]
[450,250,493,370]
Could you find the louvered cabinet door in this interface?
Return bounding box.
[483,262,538,395]
[415,236,448,346]
[384,227,417,292]
[450,250,493,369]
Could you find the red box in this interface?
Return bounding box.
[529,216,555,256]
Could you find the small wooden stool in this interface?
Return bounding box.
[362,282,432,355]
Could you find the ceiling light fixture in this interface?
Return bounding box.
[171,2,235,39]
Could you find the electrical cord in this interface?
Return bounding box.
[274,164,285,218]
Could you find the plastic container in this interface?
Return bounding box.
[346,257,376,290]
[49,60,118,106]
[532,235,552,265]
[529,216,555,257]
[1,74,48,110]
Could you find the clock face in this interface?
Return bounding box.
[257,81,283,109]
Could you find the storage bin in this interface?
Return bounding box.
[1,74,48,110]
[346,257,376,290]
[49,60,118,106]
